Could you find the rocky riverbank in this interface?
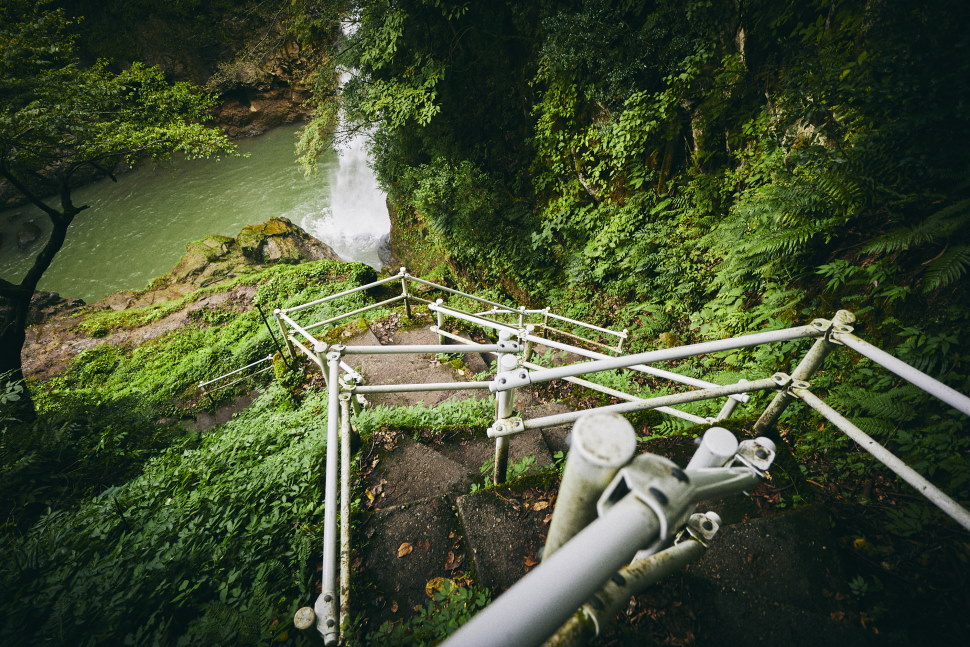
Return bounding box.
[22,217,340,382]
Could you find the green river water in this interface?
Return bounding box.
[0,124,390,302]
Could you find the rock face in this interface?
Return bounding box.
[16,221,42,249]
[105,217,341,309]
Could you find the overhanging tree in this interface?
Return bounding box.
[0,0,235,420]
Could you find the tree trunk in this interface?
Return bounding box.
[0,290,35,422]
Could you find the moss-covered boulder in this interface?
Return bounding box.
[237,217,340,264]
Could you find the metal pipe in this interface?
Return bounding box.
[315,352,342,645]
[519,359,710,426]
[493,334,516,484]
[795,388,970,533]
[339,343,517,355]
[436,303,750,401]
[493,327,822,392]
[199,365,274,395]
[540,325,620,352]
[405,275,517,312]
[753,311,855,434]
[686,427,740,470]
[338,393,353,637]
[436,299,446,345]
[400,269,412,318]
[304,295,406,331]
[198,355,273,388]
[273,309,295,358]
[519,377,780,432]
[542,311,626,338]
[543,413,638,559]
[352,381,492,393]
[428,302,519,335]
[430,326,479,346]
[520,332,749,402]
[279,311,321,347]
[282,274,403,314]
[545,538,707,647]
[833,332,970,417]
[292,336,323,370]
[339,362,363,384]
[439,494,661,647]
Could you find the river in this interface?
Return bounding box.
[0,123,390,302]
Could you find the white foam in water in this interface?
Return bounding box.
[301,28,390,269]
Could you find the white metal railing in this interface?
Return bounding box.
[202,269,970,646]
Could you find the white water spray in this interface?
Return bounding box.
[301,25,391,269]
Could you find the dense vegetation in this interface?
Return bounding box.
[2,0,969,644]
[308,0,970,525]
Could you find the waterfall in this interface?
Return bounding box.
[301,29,391,269]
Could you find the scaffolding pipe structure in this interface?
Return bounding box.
[545,526,712,647]
[339,343,518,355]
[338,393,353,637]
[490,327,824,393]
[753,311,854,434]
[832,331,970,417]
[352,381,493,394]
[315,353,342,646]
[506,377,781,435]
[432,301,749,402]
[281,273,404,315]
[543,413,638,559]
[304,295,406,331]
[794,388,970,532]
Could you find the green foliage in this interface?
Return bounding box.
[0,384,326,645]
[363,578,489,646]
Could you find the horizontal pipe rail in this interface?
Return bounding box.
[282,274,403,314]
[290,336,323,370]
[304,295,406,331]
[496,326,823,392]
[541,325,620,352]
[519,359,710,426]
[279,312,320,347]
[353,381,492,393]
[430,303,520,335]
[833,332,970,416]
[200,365,274,395]
[795,388,970,533]
[405,274,516,312]
[476,307,627,340]
[520,377,779,431]
[199,355,273,388]
[340,343,517,355]
[339,361,363,384]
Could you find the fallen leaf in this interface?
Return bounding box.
[390,601,398,613]
[523,555,538,567]
[417,538,431,553]
[397,542,413,558]
[533,501,549,511]
[444,551,463,570]
[425,576,456,598]
[543,514,553,524]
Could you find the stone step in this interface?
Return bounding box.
[343,326,487,408]
[362,435,473,510]
[354,494,466,631]
[455,479,557,592]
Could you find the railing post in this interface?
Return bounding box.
[435,298,446,345]
[543,413,637,560]
[752,310,855,434]
[274,308,295,358]
[616,329,628,353]
[493,331,516,485]
[518,305,526,329]
[399,267,412,319]
[522,324,536,363]
[315,342,330,388]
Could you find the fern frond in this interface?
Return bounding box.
[923,245,970,292]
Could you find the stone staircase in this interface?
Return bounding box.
[338,323,880,645]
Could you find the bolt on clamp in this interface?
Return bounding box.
[680,511,722,546]
[487,417,525,438]
[490,368,532,392]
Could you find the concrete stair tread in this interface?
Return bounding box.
[434,430,555,480]
[363,436,473,509]
[355,494,466,631]
[455,481,556,592]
